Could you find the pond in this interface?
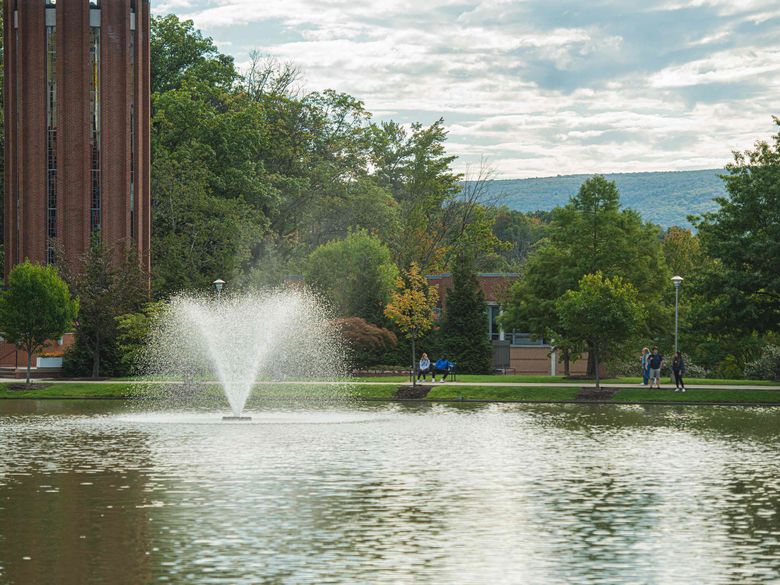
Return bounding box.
[1,400,779,584]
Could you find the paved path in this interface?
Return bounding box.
[2,378,778,391]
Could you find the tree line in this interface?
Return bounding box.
[0,12,777,381]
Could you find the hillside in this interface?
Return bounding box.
[484,169,727,228]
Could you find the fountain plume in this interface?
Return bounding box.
[143,289,347,416]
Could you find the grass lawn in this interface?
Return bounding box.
[0,382,146,399]
[3,381,779,405]
[351,373,780,386]
[603,376,780,387]
[425,385,580,401]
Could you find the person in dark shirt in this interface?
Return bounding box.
[648,346,663,389]
[672,352,686,392]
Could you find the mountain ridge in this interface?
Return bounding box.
[482,168,727,228]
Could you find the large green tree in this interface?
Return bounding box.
[0,261,77,384]
[693,118,780,336]
[501,175,669,375]
[439,254,492,374]
[370,120,462,271]
[151,14,237,95]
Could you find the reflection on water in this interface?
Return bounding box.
[1,400,779,584]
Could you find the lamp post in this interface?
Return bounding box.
[671,276,683,355]
[213,278,225,301]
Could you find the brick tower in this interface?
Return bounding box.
[3,0,151,278]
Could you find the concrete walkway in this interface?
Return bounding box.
[2,377,778,391]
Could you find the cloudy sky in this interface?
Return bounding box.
[154,0,780,178]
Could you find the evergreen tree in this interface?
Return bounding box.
[61,240,149,377]
[440,254,492,374]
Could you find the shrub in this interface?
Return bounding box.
[607,352,706,379]
[717,354,744,380]
[334,317,398,369]
[745,345,780,381]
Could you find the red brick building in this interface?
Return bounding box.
[4,0,151,276]
[427,273,588,376]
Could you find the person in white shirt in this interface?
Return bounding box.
[418,353,432,381]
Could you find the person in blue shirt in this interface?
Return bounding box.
[432,358,454,383]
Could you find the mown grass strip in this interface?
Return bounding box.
[1,382,779,405]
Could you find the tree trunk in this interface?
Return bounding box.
[594,342,601,389]
[586,342,596,378]
[411,334,417,387]
[92,334,101,378]
[563,348,571,377]
[26,349,32,386]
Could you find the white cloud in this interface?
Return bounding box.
[650,49,780,88]
[168,0,780,178]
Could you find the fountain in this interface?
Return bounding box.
[143,289,347,418]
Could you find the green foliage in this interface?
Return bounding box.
[501,176,670,374]
[334,317,398,369]
[556,272,645,386]
[116,302,167,375]
[150,15,237,94]
[439,255,492,374]
[61,241,148,378]
[305,231,398,324]
[492,207,550,270]
[692,118,780,336]
[0,261,77,383]
[150,80,270,295]
[662,226,702,277]
[370,119,462,271]
[385,262,439,340]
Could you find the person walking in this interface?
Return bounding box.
[417,353,432,381]
[672,352,686,392]
[648,346,663,389]
[640,347,651,386]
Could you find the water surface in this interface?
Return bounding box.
[1,400,779,584]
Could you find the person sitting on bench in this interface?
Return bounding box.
[417,353,432,381]
[432,358,454,383]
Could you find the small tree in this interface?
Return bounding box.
[556,272,644,388]
[384,262,439,386]
[440,253,492,373]
[0,261,78,384]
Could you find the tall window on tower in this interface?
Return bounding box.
[46,23,57,263]
[129,9,136,240]
[89,25,101,233]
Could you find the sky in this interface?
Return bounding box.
[154,0,780,179]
